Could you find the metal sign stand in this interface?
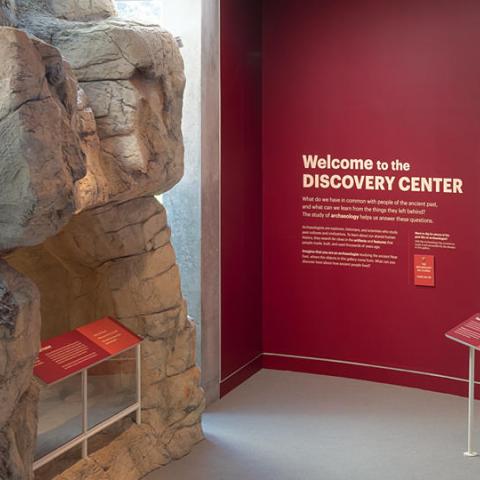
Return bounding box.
[33,344,142,471]
[464,347,478,457]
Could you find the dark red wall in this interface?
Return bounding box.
[262,0,480,396]
[220,0,263,395]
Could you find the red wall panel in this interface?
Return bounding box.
[220,0,263,395]
[262,0,480,394]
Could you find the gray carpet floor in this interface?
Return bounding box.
[146,369,480,480]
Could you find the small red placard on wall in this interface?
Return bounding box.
[446,314,480,349]
[34,317,142,385]
[414,254,435,287]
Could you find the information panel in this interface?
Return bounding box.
[445,314,480,350]
[414,255,435,287]
[34,317,142,385]
[262,0,480,395]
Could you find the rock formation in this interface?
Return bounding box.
[0,1,204,479]
[0,261,40,480]
[18,2,186,209]
[0,28,84,252]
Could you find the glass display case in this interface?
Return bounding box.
[33,318,142,471]
[36,373,84,461]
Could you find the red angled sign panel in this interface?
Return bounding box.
[76,317,141,355]
[445,314,480,350]
[34,317,142,385]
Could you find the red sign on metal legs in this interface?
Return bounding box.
[34,317,142,385]
[446,314,480,350]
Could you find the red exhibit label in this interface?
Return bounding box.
[414,255,435,287]
[445,314,480,349]
[34,317,142,385]
[77,317,141,355]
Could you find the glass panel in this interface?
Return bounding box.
[87,348,137,429]
[115,0,164,24]
[160,0,202,367]
[35,373,83,460]
[116,0,203,366]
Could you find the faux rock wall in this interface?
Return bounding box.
[9,198,204,480]
[19,4,186,209]
[0,1,204,479]
[0,28,84,251]
[0,262,40,480]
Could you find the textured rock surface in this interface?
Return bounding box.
[0,261,40,480]
[74,88,112,211]
[18,9,185,207]
[0,28,84,252]
[0,1,14,25]
[43,0,116,21]
[13,0,116,21]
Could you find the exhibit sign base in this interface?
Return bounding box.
[445,315,480,458]
[33,318,143,471]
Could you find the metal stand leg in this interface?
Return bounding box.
[82,370,88,459]
[136,344,142,425]
[464,347,478,457]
